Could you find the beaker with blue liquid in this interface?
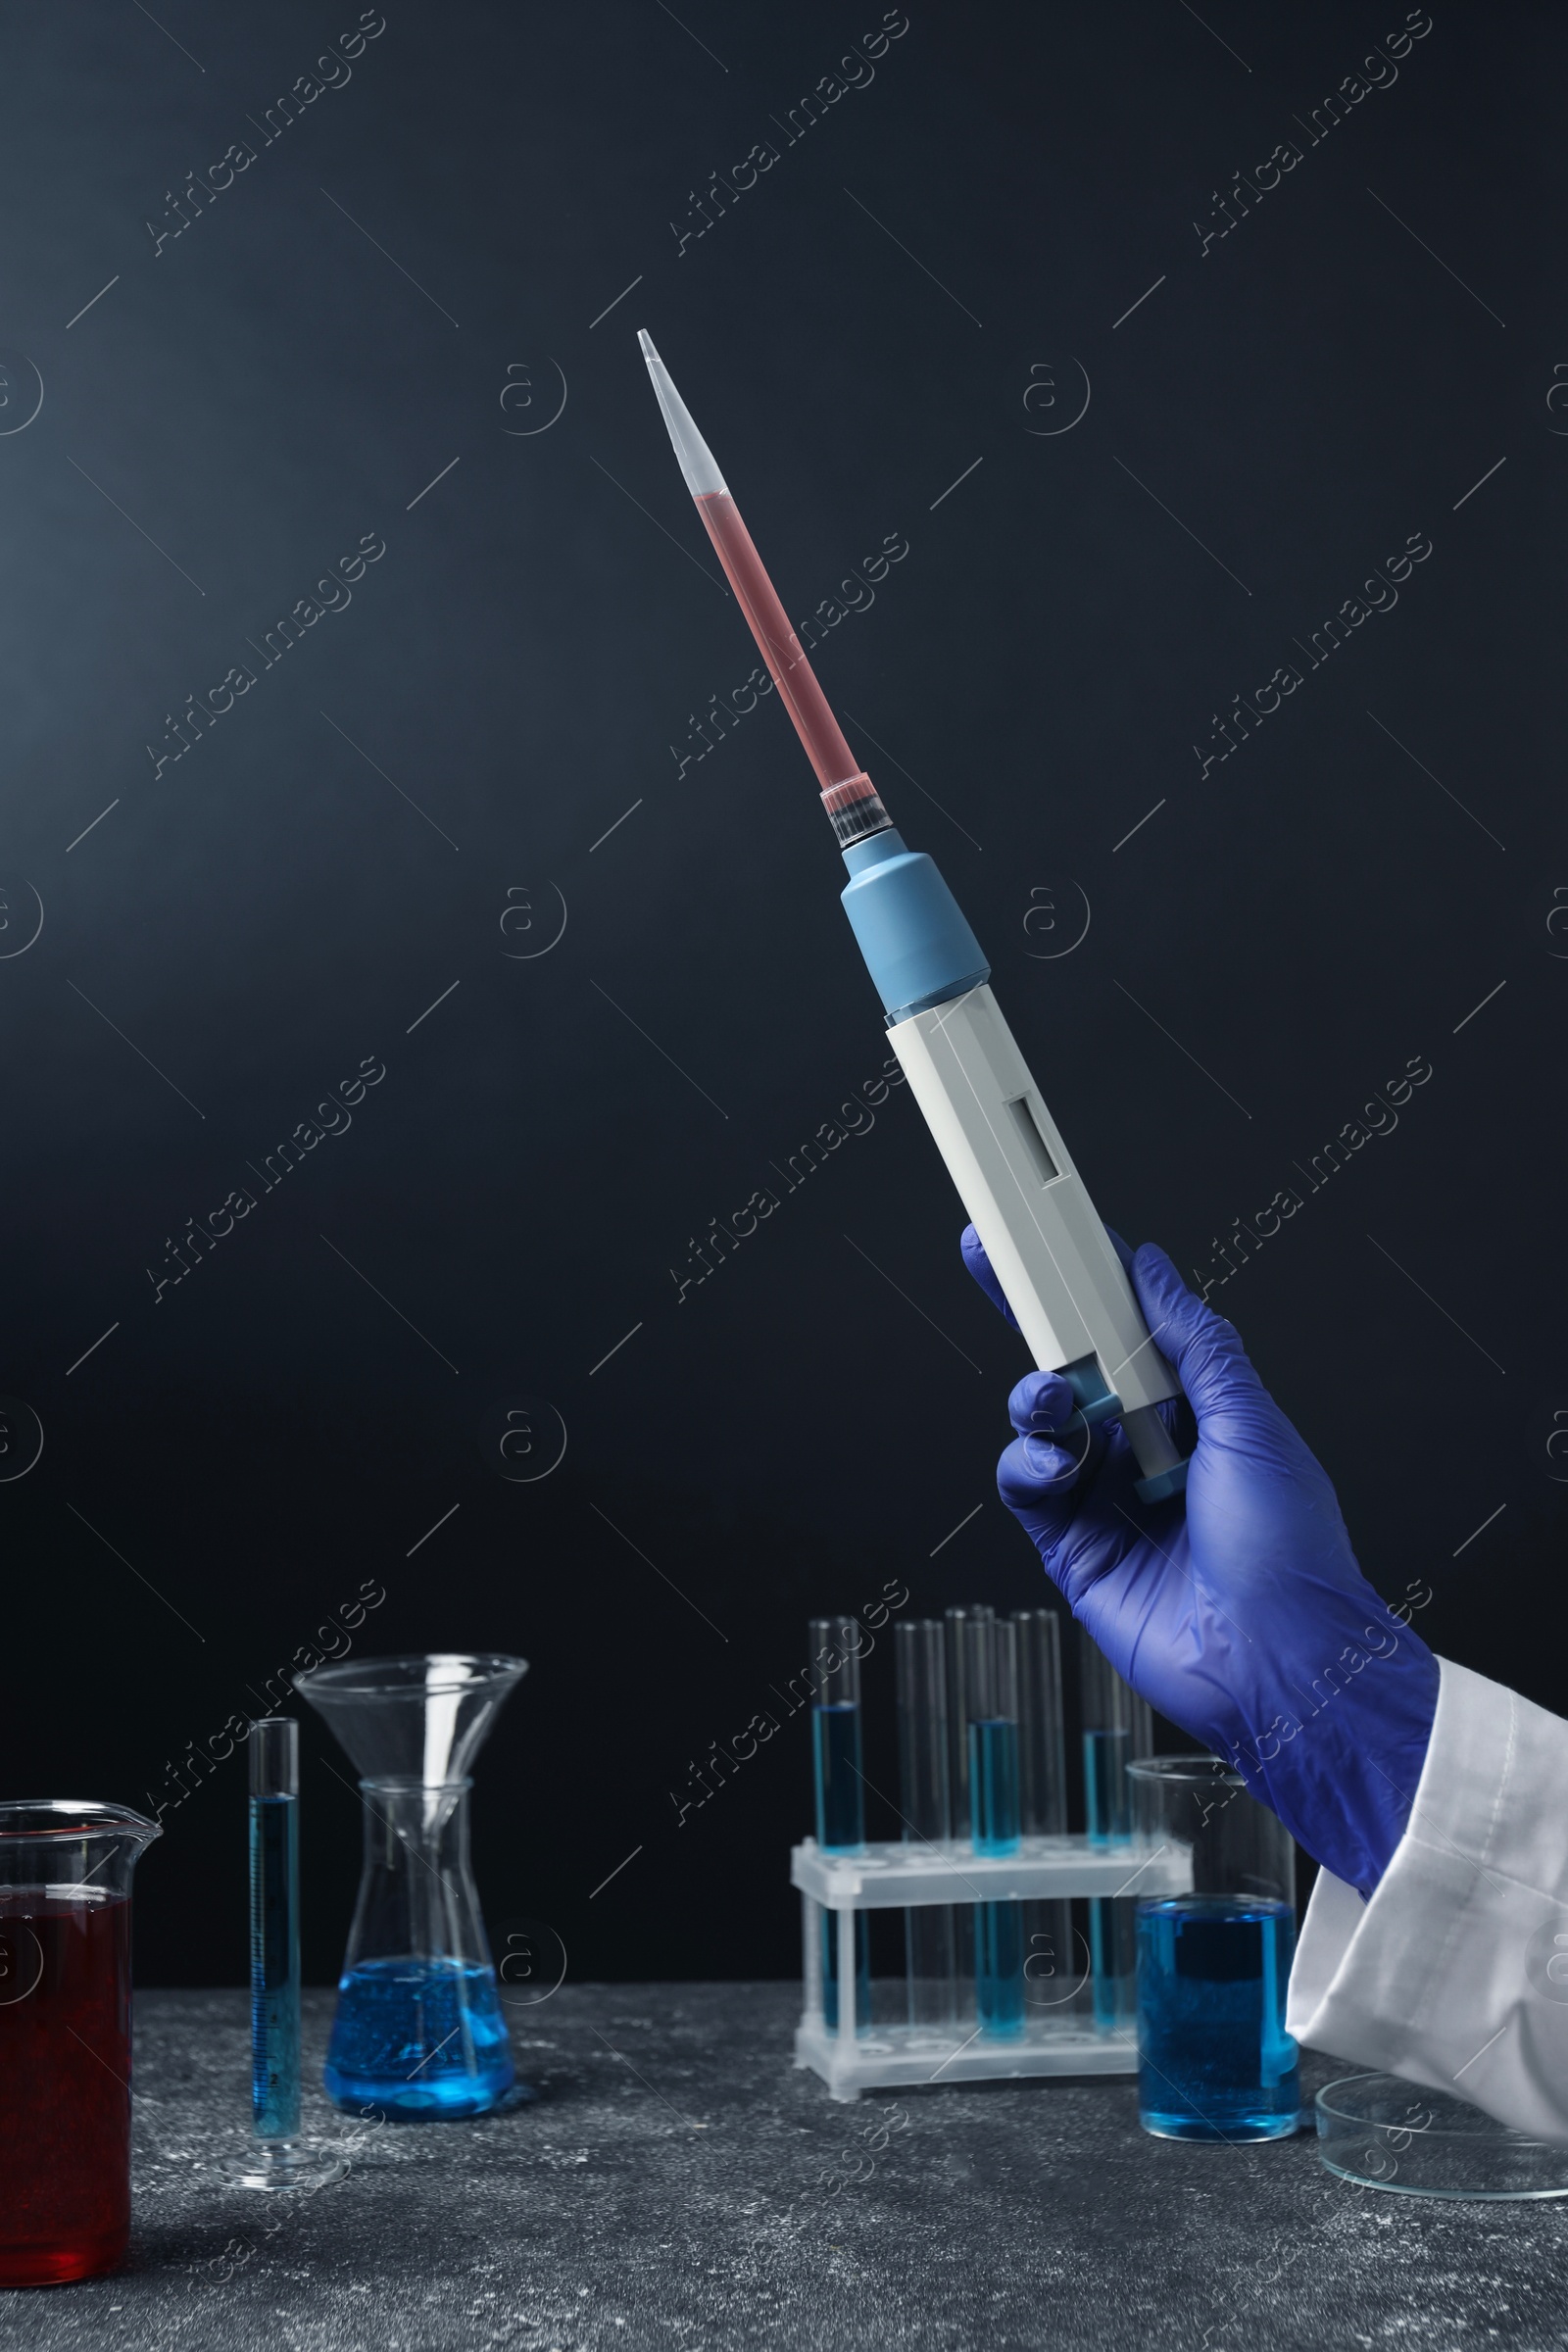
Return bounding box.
[1127,1754,1299,2142]
[294,1652,526,2119]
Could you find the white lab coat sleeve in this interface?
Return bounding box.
[1286,1655,1568,2142]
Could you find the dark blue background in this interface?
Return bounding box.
[0,0,1558,1984]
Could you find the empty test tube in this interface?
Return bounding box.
[966,1615,1024,2038]
[809,1616,870,2033]
[943,1603,992,1837]
[943,1604,991,2005]
[895,1619,956,2027]
[1079,1627,1152,2034]
[1013,1608,1076,2015]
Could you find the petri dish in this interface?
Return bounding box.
[1316,2072,1568,2199]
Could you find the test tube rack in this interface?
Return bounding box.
[792,1834,1193,2101]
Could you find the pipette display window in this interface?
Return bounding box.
[1004,1096,1061,1187]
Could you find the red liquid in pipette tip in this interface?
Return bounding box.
[695,490,864,796]
[0,1893,133,2286]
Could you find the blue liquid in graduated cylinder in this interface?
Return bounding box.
[251,1795,301,2137]
[812,1704,870,2033]
[1136,1896,1300,2140]
[324,1959,514,2118]
[969,1718,1024,2037]
[1084,1729,1134,2032]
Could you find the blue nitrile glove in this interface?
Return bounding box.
[962,1224,1440,1898]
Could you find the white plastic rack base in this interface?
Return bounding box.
[791,1834,1193,2101]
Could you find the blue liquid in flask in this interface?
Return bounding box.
[969,1717,1024,2037]
[1136,1895,1300,2140]
[324,1958,514,2119]
[812,1702,870,2033]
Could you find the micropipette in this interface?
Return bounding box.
[639,332,1189,1498]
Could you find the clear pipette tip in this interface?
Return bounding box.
[638,329,727,498]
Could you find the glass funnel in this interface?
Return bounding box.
[293,1653,526,2119]
[0,1799,161,2285]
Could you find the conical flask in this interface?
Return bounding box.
[294,1652,527,2118]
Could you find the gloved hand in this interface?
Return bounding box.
[963,1224,1440,1898]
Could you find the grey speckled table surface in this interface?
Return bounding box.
[8,1987,1566,2351]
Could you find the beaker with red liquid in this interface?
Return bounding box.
[0,1800,161,2286]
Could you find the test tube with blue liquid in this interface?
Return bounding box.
[966,1614,1024,2037]
[227,1719,346,2189]
[1128,1755,1300,2140]
[809,1616,870,2032]
[1079,1629,1152,2034]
